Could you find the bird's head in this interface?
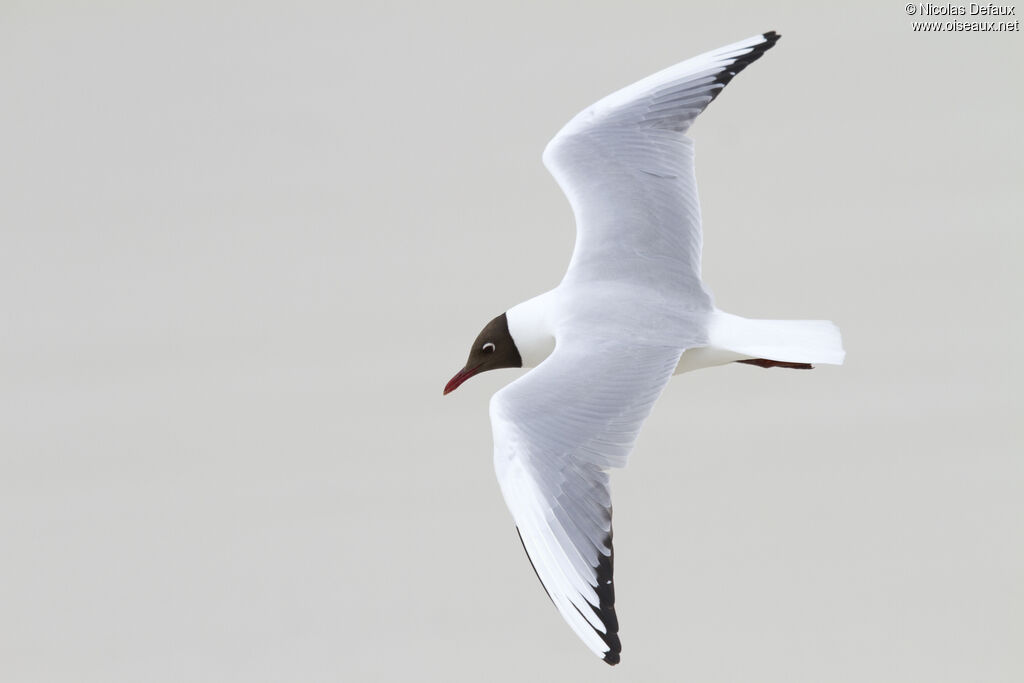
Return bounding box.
[444,313,522,395]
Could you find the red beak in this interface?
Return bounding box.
[444,364,482,395]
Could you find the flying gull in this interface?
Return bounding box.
[444,31,844,665]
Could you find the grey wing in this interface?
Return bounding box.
[543,32,779,300]
[490,338,685,664]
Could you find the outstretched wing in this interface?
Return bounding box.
[490,338,684,664]
[543,32,780,300]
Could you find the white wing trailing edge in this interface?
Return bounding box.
[491,340,684,664]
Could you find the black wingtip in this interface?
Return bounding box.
[516,524,622,666]
[708,30,782,102]
[589,527,622,664]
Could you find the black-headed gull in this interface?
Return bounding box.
[444,31,844,665]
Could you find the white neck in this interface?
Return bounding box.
[506,292,556,368]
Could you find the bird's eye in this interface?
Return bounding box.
[482,342,495,353]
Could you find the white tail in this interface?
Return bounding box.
[675,310,845,374]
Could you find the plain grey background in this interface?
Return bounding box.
[2,1,1021,681]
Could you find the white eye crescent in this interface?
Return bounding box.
[482,342,495,353]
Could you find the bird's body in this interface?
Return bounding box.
[445,31,844,665]
[507,292,843,376]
